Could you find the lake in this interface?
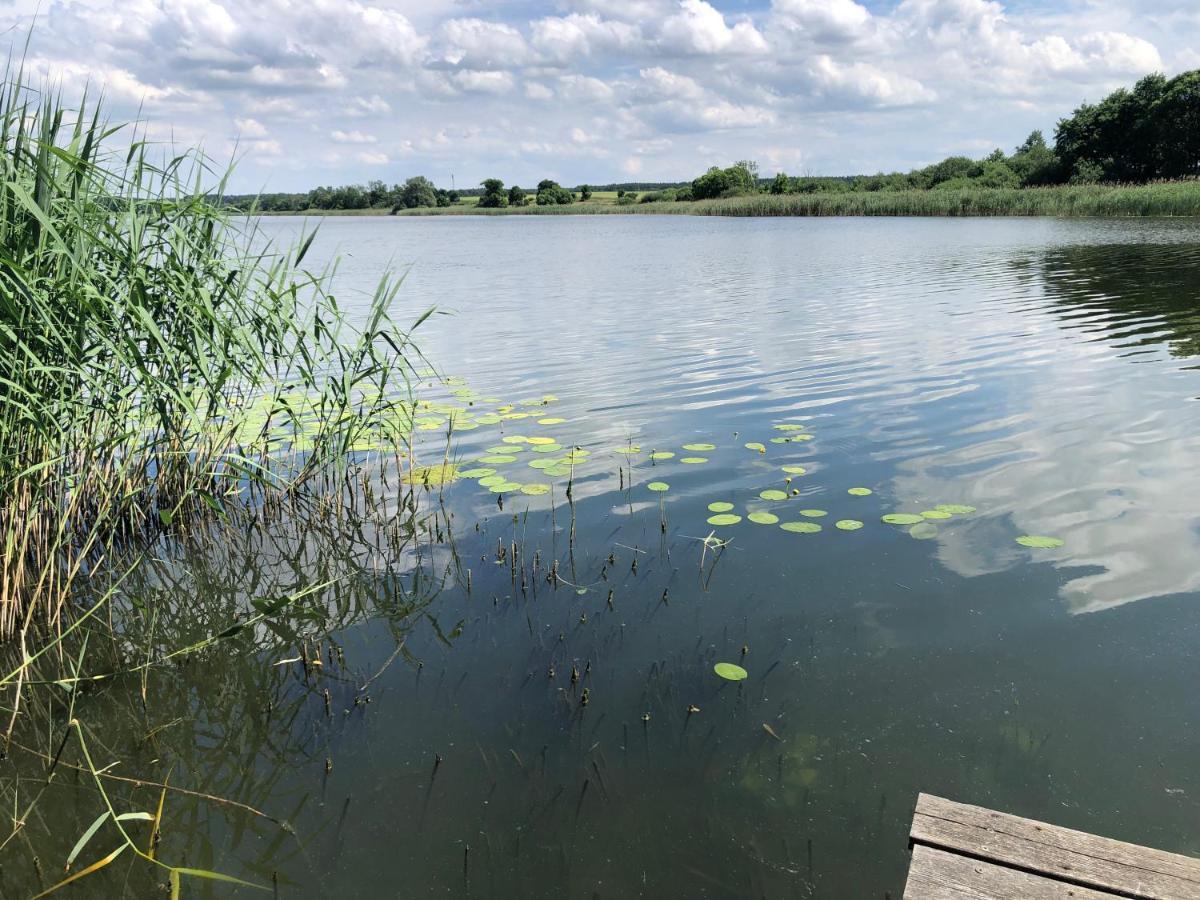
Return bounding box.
[15,215,1200,898]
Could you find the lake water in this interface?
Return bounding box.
[12,215,1200,898]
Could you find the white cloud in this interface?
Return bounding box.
[659,0,768,55]
[331,129,378,144]
[771,0,872,42]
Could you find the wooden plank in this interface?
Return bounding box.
[904,844,1120,899]
[910,794,1200,899]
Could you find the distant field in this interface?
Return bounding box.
[256,181,1200,218]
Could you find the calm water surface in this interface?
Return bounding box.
[19,216,1200,898]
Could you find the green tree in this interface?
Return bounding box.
[399,176,438,209]
[507,185,527,206]
[690,161,758,199]
[1009,130,1061,186]
[535,179,574,205]
[769,172,791,195]
[477,178,509,208]
[579,184,592,201]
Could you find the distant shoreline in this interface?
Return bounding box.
[246,182,1200,219]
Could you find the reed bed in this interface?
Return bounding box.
[378,180,1200,218]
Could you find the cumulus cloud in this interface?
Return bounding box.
[0,0,1182,188]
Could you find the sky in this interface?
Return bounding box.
[4,0,1198,192]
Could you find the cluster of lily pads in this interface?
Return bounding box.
[400,373,1065,552]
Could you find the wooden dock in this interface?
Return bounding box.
[905,793,1200,899]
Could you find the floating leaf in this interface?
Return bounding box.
[538,417,566,425]
[835,519,863,531]
[647,482,670,492]
[790,434,814,441]
[544,466,572,477]
[847,487,873,496]
[774,424,807,432]
[708,502,734,512]
[799,509,827,517]
[479,455,517,464]
[476,414,502,425]
[680,457,708,464]
[520,484,551,496]
[531,443,563,453]
[613,446,641,455]
[745,442,766,452]
[486,445,519,454]
[528,459,558,469]
[782,465,807,475]
[759,489,788,501]
[936,504,977,515]
[478,475,506,487]
[714,662,748,681]
[402,463,459,486]
[1016,535,1064,549]
[490,481,522,493]
[881,513,924,525]
[706,513,742,526]
[921,510,952,520]
[650,451,675,460]
[769,437,791,444]
[682,443,715,452]
[910,523,939,540]
[780,522,821,534]
[747,511,779,525]
[459,467,496,478]
[501,435,527,444]
[527,436,557,445]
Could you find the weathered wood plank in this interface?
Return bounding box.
[910,794,1200,900]
[904,844,1120,899]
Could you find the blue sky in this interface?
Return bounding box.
[6,0,1197,191]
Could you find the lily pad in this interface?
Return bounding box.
[527,436,557,445]
[909,523,939,540]
[545,466,573,477]
[881,513,924,525]
[769,437,791,444]
[745,442,766,452]
[835,519,863,531]
[799,509,827,518]
[531,443,563,453]
[1015,535,1064,549]
[538,417,566,425]
[403,463,459,486]
[682,443,715,452]
[707,513,742,526]
[921,510,952,520]
[479,454,517,464]
[782,465,807,475]
[486,445,519,454]
[708,501,734,512]
[936,504,977,515]
[458,467,496,478]
[760,489,788,501]
[847,487,873,496]
[650,451,675,460]
[714,662,748,681]
[613,446,641,455]
[748,511,780,525]
[501,435,527,444]
[680,457,708,464]
[490,481,523,493]
[528,459,558,469]
[780,522,821,534]
[478,475,507,487]
[475,414,502,425]
[520,484,551,496]
[647,482,670,492]
[774,424,807,432]
[790,434,814,441]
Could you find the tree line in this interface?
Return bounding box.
[225,69,1197,212]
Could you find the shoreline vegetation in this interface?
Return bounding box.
[229,69,1200,220]
[259,181,1200,218]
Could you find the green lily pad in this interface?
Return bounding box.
[745,442,766,452]
[613,446,641,455]
[402,463,459,486]
[774,424,807,432]
[707,513,742,526]
[459,467,496,478]
[650,451,675,460]
[760,489,788,501]
[486,445,518,454]
[936,504,977,515]
[782,465,807,475]
[799,509,827,518]
[478,475,506,487]
[780,522,821,534]
[910,523,939,540]
[479,455,517,464]
[708,501,734,512]
[528,459,558,469]
[545,467,572,477]
[835,519,863,531]
[501,435,527,444]
[680,457,708,464]
[647,482,670,492]
[769,437,791,444]
[921,510,952,520]
[714,662,748,681]
[1016,535,1064,549]
[538,417,566,425]
[475,414,502,425]
[847,487,873,496]
[790,434,814,441]
[748,511,779,525]
[682,443,715,452]
[882,513,924,525]
[490,482,522,493]
[520,484,551,496]
[531,443,563,453]
[527,436,557,446]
